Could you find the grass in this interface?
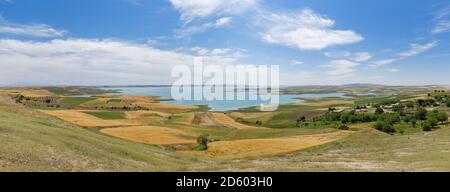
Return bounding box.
[60,97,97,105]
[0,103,211,171]
[84,111,126,120]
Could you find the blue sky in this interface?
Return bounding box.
[0,0,449,86]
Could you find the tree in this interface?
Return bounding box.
[415,107,428,120]
[373,121,396,134]
[375,107,384,115]
[406,102,415,109]
[436,112,448,126]
[428,117,438,128]
[393,104,405,113]
[197,135,208,150]
[447,100,450,108]
[422,121,432,131]
[411,118,417,128]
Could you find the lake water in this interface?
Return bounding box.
[106,87,349,111]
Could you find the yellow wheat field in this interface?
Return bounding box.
[100,126,196,145]
[181,131,353,159]
[39,110,137,128]
[211,113,262,129]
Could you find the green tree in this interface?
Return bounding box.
[422,121,432,131]
[196,134,209,150]
[373,121,395,134]
[428,117,438,128]
[375,107,384,115]
[415,107,428,120]
[436,112,448,125]
[447,100,450,107]
[411,118,417,128]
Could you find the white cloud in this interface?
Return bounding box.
[260,8,363,51]
[432,20,450,34]
[386,68,400,73]
[0,39,242,85]
[175,17,232,37]
[169,0,256,23]
[432,5,450,34]
[324,59,360,78]
[0,16,66,37]
[372,59,396,66]
[290,59,303,66]
[352,52,372,62]
[370,41,438,68]
[398,41,438,57]
[324,51,351,58]
[215,17,232,27]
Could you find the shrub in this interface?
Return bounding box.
[411,118,417,128]
[375,107,384,115]
[427,117,438,128]
[436,112,448,125]
[192,145,208,151]
[422,121,432,131]
[337,124,349,130]
[373,121,395,134]
[415,107,428,120]
[195,134,209,150]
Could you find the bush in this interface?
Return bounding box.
[436,112,448,125]
[375,107,384,115]
[422,121,432,131]
[195,134,209,150]
[337,124,349,130]
[427,117,438,128]
[415,107,428,120]
[373,121,395,134]
[192,145,208,151]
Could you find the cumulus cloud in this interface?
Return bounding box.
[259,8,363,51]
[0,16,66,37]
[323,59,360,78]
[398,41,438,57]
[0,39,242,85]
[169,0,256,22]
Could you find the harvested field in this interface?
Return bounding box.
[134,102,197,112]
[192,113,216,126]
[211,113,262,129]
[229,112,276,122]
[100,126,196,145]
[182,131,353,159]
[1,89,55,97]
[39,110,137,128]
[125,110,170,119]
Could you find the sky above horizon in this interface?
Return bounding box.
[0,0,450,86]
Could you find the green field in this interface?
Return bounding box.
[60,97,97,105]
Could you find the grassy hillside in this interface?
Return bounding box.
[0,95,211,171]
